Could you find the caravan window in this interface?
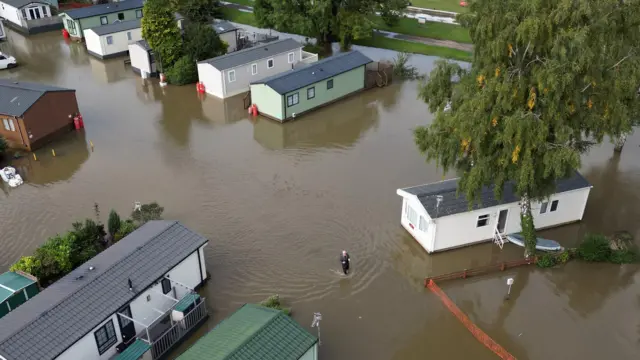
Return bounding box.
[550,200,559,212]
[94,320,117,355]
[476,214,489,227]
[407,206,418,225]
[418,216,428,231]
[540,202,548,214]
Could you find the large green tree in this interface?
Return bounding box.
[177,0,221,23]
[253,0,407,49]
[417,0,640,256]
[183,23,228,61]
[141,0,184,70]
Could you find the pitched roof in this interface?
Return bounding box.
[211,21,236,34]
[399,171,591,218]
[62,0,143,19]
[1,0,48,9]
[0,79,74,117]
[199,38,302,71]
[0,272,36,303]
[88,19,140,35]
[252,51,372,94]
[0,221,209,360]
[133,39,151,50]
[177,304,317,360]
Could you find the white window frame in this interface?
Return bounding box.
[418,216,428,232]
[251,63,257,75]
[106,36,113,45]
[307,86,315,99]
[286,92,299,107]
[267,58,274,68]
[540,201,548,214]
[550,200,559,212]
[288,52,295,63]
[406,205,418,225]
[228,69,236,82]
[476,214,490,227]
[135,9,143,18]
[8,119,15,132]
[100,16,108,25]
[3,119,9,131]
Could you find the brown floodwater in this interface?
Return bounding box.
[1,30,639,360]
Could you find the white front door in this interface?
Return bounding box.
[497,209,509,234]
[28,7,41,19]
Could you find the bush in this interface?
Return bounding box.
[166,56,198,85]
[10,256,39,275]
[108,210,121,236]
[577,233,612,262]
[536,253,557,268]
[114,220,138,242]
[392,52,422,80]
[131,202,164,225]
[260,294,291,316]
[609,248,639,264]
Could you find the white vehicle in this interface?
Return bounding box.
[0,52,17,70]
[1,166,23,187]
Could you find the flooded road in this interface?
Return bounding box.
[0,30,639,360]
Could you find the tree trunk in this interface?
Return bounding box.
[614,133,627,153]
[519,194,537,258]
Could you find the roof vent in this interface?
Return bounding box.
[74,275,84,281]
[13,81,18,84]
[128,278,133,291]
[88,266,95,271]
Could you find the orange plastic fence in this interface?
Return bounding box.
[427,279,517,360]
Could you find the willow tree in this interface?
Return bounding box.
[141,0,183,69]
[416,0,640,256]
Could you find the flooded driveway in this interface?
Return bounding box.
[0,30,639,360]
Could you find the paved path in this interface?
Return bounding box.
[220,1,473,52]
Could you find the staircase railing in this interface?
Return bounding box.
[493,226,504,249]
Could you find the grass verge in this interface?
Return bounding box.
[409,0,468,13]
[371,16,471,43]
[223,0,254,6]
[354,35,471,62]
[220,7,258,26]
[220,8,472,61]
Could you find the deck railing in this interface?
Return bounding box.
[20,16,62,29]
[150,299,208,359]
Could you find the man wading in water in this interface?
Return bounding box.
[340,250,351,275]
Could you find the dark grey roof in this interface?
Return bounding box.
[1,0,48,9]
[134,39,151,51]
[252,51,372,94]
[0,221,209,360]
[88,19,140,35]
[211,20,236,34]
[0,79,74,117]
[62,0,143,19]
[399,171,591,218]
[199,38,302,70]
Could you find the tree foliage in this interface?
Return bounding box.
[114,220,138,242]
[177,0,221,23]
[183,23,228,61]
[416,0,640,255]
[0,135,7,157]
[141,0,184,69]
[166,55,198,85]
[253,0,407,48]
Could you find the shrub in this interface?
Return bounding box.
[108,210,121,236]
[609,248,639,264]
[260,294,291,316]
[166,56,198,85]
[131,202,164,225]
[114,220,138,242]
[536,253,557,268]
[577,233,612,262]
[557,250,571,264]
[10,256,39,275]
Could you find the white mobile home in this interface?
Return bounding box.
[0,221,209,360]
[211,20,238,52]
[84,19,141,59]
[396,171,592,253]
[128,39,156,77]
[197,38,318,99]
[0,0,61,34]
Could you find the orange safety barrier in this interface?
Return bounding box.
[427,279,517,360]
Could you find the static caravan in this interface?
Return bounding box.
[128,39,156,77]
[0,271,39,319]
[0,0,61,35]
[396,171,592,253]
[210,20,238,52]
[250,51,372,122]
[84,19,141,59]
[60,0,144,40]
[177,304,318,360]
[197,38,317,99]
[0,221,210,360]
